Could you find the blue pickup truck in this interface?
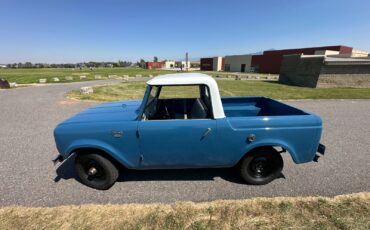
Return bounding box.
[53,73,325,190]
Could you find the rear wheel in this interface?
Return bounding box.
[75,153,119,190]
[239,148,283,185]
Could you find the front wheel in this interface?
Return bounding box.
[239,148,283,185]
[75,153,119,190]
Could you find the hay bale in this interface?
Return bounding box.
[80,86,93,94]
[39,79,47,83]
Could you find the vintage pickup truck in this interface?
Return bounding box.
[53,73,325,190]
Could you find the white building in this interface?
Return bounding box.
[224,55,252,72]
[162,60,197,71]
[175,61,190,70]
[162,61,176,69]
[314,50,340,55]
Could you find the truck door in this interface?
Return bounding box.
[138,119,217,168]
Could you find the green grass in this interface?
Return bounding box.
[0,193,369,229]
[0,67,173,84]
[68,80,370,101]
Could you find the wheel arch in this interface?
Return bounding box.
[237,141,298,166]
[71,147,125,169]
[67,144,132,169]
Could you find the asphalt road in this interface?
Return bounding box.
[0,81,369,207]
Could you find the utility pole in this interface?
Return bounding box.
[185,52,189,72]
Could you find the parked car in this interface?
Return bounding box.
[53,73,325,190]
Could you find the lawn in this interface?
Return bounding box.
[68,80,370,101]
[1,193,369,229]
[0,67,173,84]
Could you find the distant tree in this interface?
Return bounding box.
[123,61,132,67]
[35,63,44,68]
[63,63,75,68]
[135,59,146,68]
[153,56,158,62]
[140,59,146,68]
[24,62,33,68]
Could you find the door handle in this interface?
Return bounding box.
[201,128,212,140]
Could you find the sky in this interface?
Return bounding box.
[0,0,370,63]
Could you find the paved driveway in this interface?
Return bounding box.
[0,81,369,206]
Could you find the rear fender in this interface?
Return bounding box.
[240,139,299,163]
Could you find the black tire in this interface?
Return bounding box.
[75,153,119,190]
[239,148,283,185]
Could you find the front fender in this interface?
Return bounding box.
[63,139,135,168]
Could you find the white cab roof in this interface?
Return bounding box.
[147,73,216,86]
[146,73,226,119]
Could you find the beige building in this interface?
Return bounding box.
[212,57,223,71]
[351,49,369,57]
[224,55,252,72]
[162,61,176,69]
[175,61,190,69]
[321,49,370,58]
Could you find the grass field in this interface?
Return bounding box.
[0,193,369,229]
[0,67,173,84]
[68,80,370,101]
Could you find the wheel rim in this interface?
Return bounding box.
[248,157,272,178]
[81,159,107,181]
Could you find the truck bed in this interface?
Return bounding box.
[222,97,307,117]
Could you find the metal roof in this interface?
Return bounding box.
[324,57,370,65]
[147,73,216,86]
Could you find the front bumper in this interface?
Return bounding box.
[52,155,64,165]
[313,143,326,162]
[317,143,326,155]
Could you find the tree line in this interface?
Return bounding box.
[5,60,137,69]
[3,57,159,69]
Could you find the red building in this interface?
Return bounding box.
[251,45,353,74]
[146,61,164,69]
[200,58,213,71]
[200,57,224,71]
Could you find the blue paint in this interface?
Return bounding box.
[54,91,323,169]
